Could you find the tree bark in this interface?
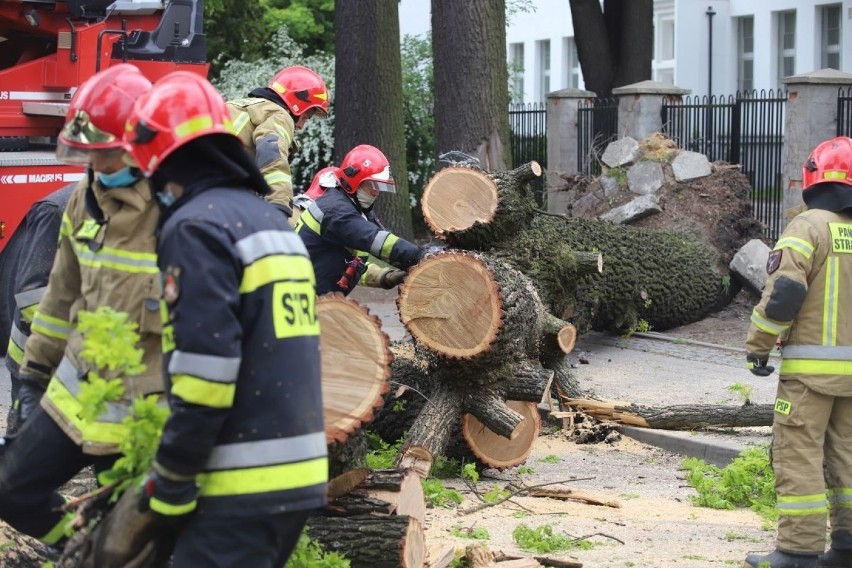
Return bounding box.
[563,398,774,429]
[432,0,511,170]
[333,0,414,239]
[306,515,425,568]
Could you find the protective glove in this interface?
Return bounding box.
[17,378,46,425]
[380,269,407,289]
[138,464,199,525]
[746,353,775,377]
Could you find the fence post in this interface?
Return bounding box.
[545,87,596,214]
[781,69,852,228]
[612,80,690,141]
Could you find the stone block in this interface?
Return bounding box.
[599,195,662,224]
[627,161,665,195]
[672,151,712,181]
[601,137,640,168]
[569,191,605,218]
[600,175,620,197]
[729,239,771,293]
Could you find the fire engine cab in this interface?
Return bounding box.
[0,0,207,253]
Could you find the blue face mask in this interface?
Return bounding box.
[97,167,139,188]
[156,188,177,207]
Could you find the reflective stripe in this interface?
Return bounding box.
[780,359,852,375]
[240,254,315,294]
[823,257,839,346]
[370,230,397,259]
[232,110,251,134]
[236,230,308,265]
[273,124,293,147]
[46,383,125,445]
[750,309,789,335]
[150,496,197,516]
[10,321,27,349]
[777,494,828,516]
[7,336,23,365]
[782,345,852,360]
[264,171,292,186]
[168,351,240,383]
[198,456,328,497]
[7,322,27,364]
[60,212,73,238]
[206,431,326,470]
[307,201,324,224]
[20,303,38,322]
[54,358,131,423]
[71,240,158,274]
[775,236,815,259]
[31,311,73,340]
[14,286,47,310]
[39,510,75,545]
[829,489,852,508]
[298,207,322,235]
[172,374,236,408]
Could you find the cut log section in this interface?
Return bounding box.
[317,294,392,444]
[563,398,773,429]
[421,162,542,248]
[462,400,541,470]
[306,515,425,568]
[330,468,426,524]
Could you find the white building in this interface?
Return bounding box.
[399,0,852,102]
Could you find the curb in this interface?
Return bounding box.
[617,425,749,468]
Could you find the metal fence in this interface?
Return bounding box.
[662,90,786,240]
[837,87,852,136]
[577,97,619,177]
[509,102,547,206]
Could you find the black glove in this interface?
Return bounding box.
[380,269,407,289]
[17,378,46,425]
[138,465,199,524]
[746,353,775,377]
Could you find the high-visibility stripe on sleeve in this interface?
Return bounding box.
[206,432,326,470]
[750,309,789,335]
[31,311,73,340]
[236,230,308,265]
[150,496,198,516]
[14,287,47,311]
[232,110,251,135]
[264,171,292,186]
[273,124,293,147]
[829,488,852,508]
[774,236,815,259]
[297,208,322,235]
[7,322,27,364]
[240,254,315,294]
[777,494,828,516]
[198,457,327,497]
[370,230,399,259]
[168,351,240,383]
[171,374,236,408]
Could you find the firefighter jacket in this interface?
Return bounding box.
[294,186,425,296]
[156,185,327,517]
[20,175,163,455]
[227,97,297,210]
[746,208,852,396]
[4,185,73,376]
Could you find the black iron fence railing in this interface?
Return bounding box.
[577,97,618,177]
[663,90,786,241]
[509,102,547,206]
[837,87,852,137]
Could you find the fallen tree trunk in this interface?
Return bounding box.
[305,515,424,568]
[563,398,774,429]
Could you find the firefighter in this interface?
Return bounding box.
[226,65,330,224]
[123,71,327,566]
[0,64,162,547]
[1,184,73,434]
[294,145,426,296]
[744,136,852,568]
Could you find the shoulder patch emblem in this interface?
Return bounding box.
[766,250,783,275]
[163,266,181,304]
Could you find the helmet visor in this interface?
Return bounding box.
[306,106,328,120]
[59,110,117,146]
[361,179,396,194]
[56,142,124,166]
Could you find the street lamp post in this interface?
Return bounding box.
[706,6,716,97]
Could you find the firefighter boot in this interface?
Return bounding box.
[819,548,852,567]
[744,548,819,568]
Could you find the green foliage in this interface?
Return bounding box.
[603,166,628,188]
[540,454,561,464]
[462,463,479,484]
[430,455,464,478]
[392,399,407,412]
[212,29,335,194]
[623,319,652,338]
[683,445,778,521]
[721,274,732,295]
[422,478,463,508]
[78,375,125,422]
[260,0,335,56]
[482,485,511,503]
[512,524,594,553]
[286,532,350,567]
[727,382,754,404]
[205,1,269,77]
[450,525,491,540]
[516,465,535,475]
[400,33,436,210]
[77,307,146,377]
[365,432,403,470]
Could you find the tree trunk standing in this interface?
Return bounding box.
[431,0,511,170]
[333,0,415,239]
[569,0,652,97]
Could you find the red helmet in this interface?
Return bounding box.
[304,166,340,200]
[338,145,396,195]
[802,137,852,190]
[123,71,237,176]
[57,63,152,164]
[268,66,329,119]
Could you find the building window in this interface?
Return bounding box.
[777,11,796,88]
[536,39,550,100]
[738,16,754,93]
[563,37,581,89]
[653,13,675,84]
[821,4,841,70]
[509,42,524,103]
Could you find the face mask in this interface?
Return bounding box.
[156,186,177,208]
[357,188,377,209]
[97,167,139,188]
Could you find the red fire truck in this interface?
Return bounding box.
[0,0,208,253]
